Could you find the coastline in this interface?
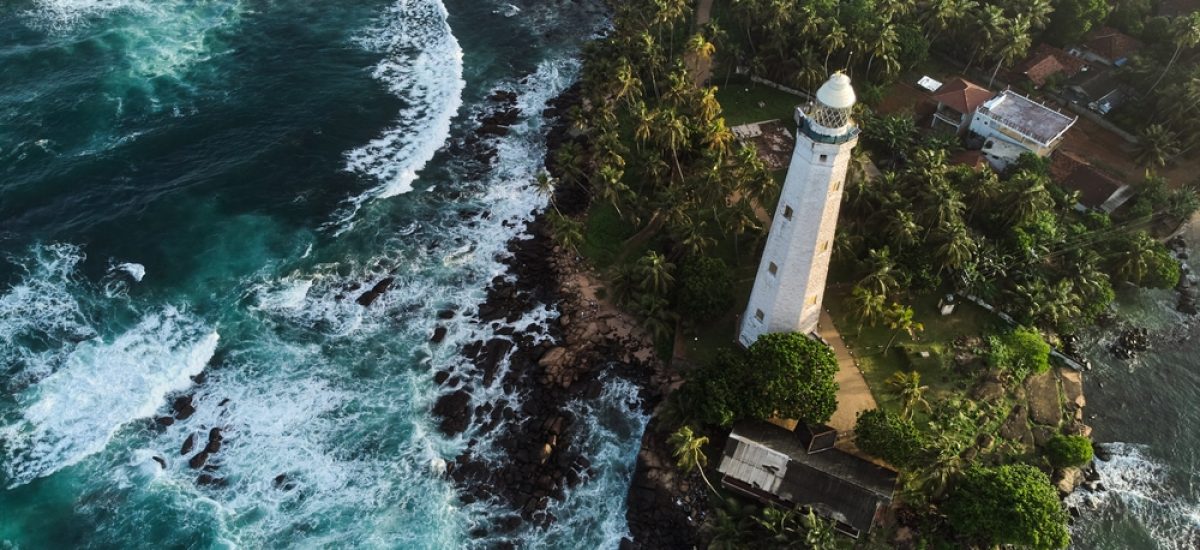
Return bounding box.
[432,81,692,545]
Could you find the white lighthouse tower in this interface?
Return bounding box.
[738,72,859,347]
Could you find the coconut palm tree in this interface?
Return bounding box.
[534,172,560,214]
[801,508,838,550]
[933,221,976,275]
[633,291,677,341]
[888,371,932,419]
[668,425,717,494]
[886,209,922,251]
[546,210,584,254]
[612,57,643,106]
[850,285,888,330]
[1135,123,1181,168]
[859,247,901,297]
[1003,171,1053,226]
[884,302,924,353]
[686,32,716,63]
[1148,12,1200,94]
[989,15,1032,87]
[635,250,676,296]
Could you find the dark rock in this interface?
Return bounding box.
[155,416,175,426]
[172,395,196,420]
[433,389,472,435]
[434,370,451,385]
[181,433,197,456]
[151,455,167,469]
[203,427,224,454]
[218,398,231,407]
[431,326,448,344]
[437,309,456,320]
[356,277,395,307]
[188,451,209,469]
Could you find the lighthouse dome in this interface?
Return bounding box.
[815,72,856,110]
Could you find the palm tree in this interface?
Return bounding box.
[1003,171,1053,226]
[534,172,560,214]
[823,21,848,72]
[1135,123,1181,168]
[858,247,901,297]
[546,210,584,253]
[668,426,717,494]
[933,221,976,275]
[633,291,677,341]
[884,302,924,353]
[989,15,1032,87]
[886,209,921,251]
[800,509,838,550]
[1148,12,1200,94]
[866,22,900,80]
[686,33,716,62]
[635,250,676,296]
[887,371,931,419]
[850,285,888,330]
[612,57,643,106]
[596,163,630,214]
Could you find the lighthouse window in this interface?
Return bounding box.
[819,154,828,162]
[755,309,765,322]
[808,295,818,305]
[783,205,794,220]
[768,262,778,276]
[833,179,842,191]
[820,240,830,252]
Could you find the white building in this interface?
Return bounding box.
[968,90,1076,170]
[738,73,859,347]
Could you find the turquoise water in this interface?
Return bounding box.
[1067,222,1200,549]
[0,1,646,548]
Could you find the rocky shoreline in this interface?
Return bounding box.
[424,82,700,546]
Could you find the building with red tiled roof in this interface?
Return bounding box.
[1016,44,1089,87]
[1051,151,1134,213]
[1071,27,1143,67]
[929,78,995,135]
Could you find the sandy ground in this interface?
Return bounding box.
[818,310,879,433]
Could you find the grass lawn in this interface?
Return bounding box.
[715,80,804,128]
[825,286,1007,417]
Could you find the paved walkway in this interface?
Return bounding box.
[817,310,878,433]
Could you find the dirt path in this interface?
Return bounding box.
[818,310,878,433]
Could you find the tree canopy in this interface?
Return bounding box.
[678,333,839,426]
[946,464,1070,549]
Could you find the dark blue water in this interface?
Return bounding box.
[0,1,646,547]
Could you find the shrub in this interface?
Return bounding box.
[1045,435,1093,468]
[676,256,734,320]
[676,334,840,426]
[854,409,925,469]
[945,464,1070,550]
[988,327,1051,381]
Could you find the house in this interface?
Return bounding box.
[1016,44,1088,88]
[969,90,1077,169]
[717,421,898,539]
[929,78,995,135]
[1066,69,1125,114]
[1070,27,1143,67]
[1051,152,1134,213]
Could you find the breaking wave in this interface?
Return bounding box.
[333,0,466,232]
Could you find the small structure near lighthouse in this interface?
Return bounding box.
[738,72,860,347]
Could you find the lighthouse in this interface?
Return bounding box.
[738,72,859,347]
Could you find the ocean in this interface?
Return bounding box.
[1067,219,1200,549]
[0,1,647,548]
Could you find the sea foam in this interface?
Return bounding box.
[1,306,218,488]
[333,0,466,233]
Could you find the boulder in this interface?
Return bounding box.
[1056,467,1084,496]
[538,347,569,369]
[1025,372,1063,427]
[431,326,448,344]
[188,451,209,469]
[181,433,197,456]
[356,277,395,307]
[172,395,196,420]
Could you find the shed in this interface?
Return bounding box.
[929,78,994,135]
[718,421,898,539]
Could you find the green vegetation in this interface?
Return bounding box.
[712,82,802,127]
[854,409,925,469]
[1046,434,1094,468]
[945,465,1070,549]
[677,256,734,322]
[675,333,839,427]
[988,327,1052,382]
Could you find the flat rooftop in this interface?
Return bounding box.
[977,90,1076,145]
